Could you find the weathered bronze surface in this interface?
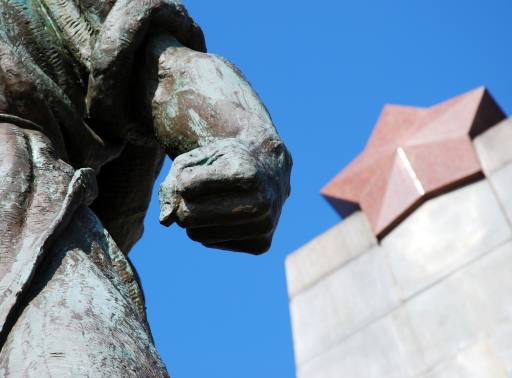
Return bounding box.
[0,1,292,375]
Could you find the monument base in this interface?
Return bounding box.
[286,118,512,377]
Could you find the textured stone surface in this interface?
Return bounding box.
[381,179,511,299]
[490,320,512,373]
[392,240,512,376]
[322,87,505,237]
[290,246,399,366]
[421,340,508,378]
[296,317,406,378]
[288,177,512,376]
[292,236,512,377]
[474,117,512,174]
[484,161,512,227]
[475,117,512,227]
[285,211,376,298]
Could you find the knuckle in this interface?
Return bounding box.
[260,216,276,235]
[175,203,192,227]
[254,192,273,214]
[242,163,259,180]
[251,237,272,255]
[186,228,203,242]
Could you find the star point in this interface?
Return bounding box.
[322,87,506,238]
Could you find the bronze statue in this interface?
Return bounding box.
[0,0,292,375]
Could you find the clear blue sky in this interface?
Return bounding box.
[130,1,512,377]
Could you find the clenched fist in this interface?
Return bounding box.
[159,139,290,254]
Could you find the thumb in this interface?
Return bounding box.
[159,172,181,227]
[158,145,213,226]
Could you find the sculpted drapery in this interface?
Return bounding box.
[0,1,292,376]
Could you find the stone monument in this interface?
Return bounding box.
[286,87,512,377]
[0,1,292,376]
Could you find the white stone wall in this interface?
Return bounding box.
[286,118,512,377]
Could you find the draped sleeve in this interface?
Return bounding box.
[86,0,206,144]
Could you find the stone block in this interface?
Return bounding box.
[486,161,512,226]
[392,240,512,375]
[295,237,512,377]
[285,211,376,298]
[421,339,507,378]
[381,179,511,299]
[490,322,512,375]
[290,246,399,366]
[296,316,407,378]
[474,117,512,175]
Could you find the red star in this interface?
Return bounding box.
[321,87,506,238]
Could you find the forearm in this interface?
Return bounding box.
[137,32,291,253]
[138,32,285,160]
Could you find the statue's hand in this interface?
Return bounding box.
[159,139,290,254]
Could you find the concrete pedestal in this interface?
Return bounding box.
[286,118,512,377]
